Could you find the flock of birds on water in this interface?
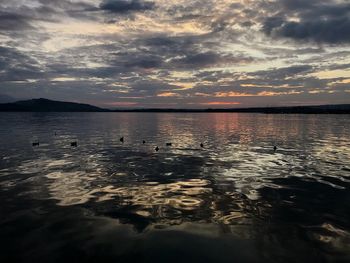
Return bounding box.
[31,133,278,152]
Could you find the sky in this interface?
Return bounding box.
[0,0,350,108]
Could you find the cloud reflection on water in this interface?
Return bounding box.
[1,113,350,261]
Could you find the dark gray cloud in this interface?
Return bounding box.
[100,0,155,13]
[132,35,253,69]
[264,17,350,44]
[0,47,44,81]
[250,65,315,80]
[0,0,98,29]
[0,11,35,31]
[169,51,253,69]
[125,58,162,69]
[263,1,350,43]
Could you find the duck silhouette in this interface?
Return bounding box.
[273,145,277,152]
[120,137,124,143]
[166,143,172,146]
[32,142,39,147]
[71,141,78,147]
[200,143,204,148]
[143,140,146,144]
[155,146,159,152]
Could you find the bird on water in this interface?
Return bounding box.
[274,145,277,152]
[120,137,124,143]
[200,143,204,148]
[155,146,159,152]
[143,140,146,144]
[71,141,77,147]
[32,142,39,147]
[166,143,172,146]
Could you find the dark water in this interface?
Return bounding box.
[0,113,350,263]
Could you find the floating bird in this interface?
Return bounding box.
[71,141,78,147]
[143,140,146,144]
[155,146,159,152]
[54,132,57,136]
[200,143,204,148]
[273,145,277,152]
[32,142,39,147]
[166,143,172,146]
[120,137,124,143]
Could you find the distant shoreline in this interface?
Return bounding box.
[108,107,350,114]
[0,98,349,114]
[1,109,350,114]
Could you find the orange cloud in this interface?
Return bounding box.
[215,92,252,97]
[241,84,303,89]
[258,91,303,96]
[214,91,303,97]
[157,92,181,97]
[200,102,241,105]
[105,102,139,106]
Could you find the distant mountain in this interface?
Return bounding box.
[0,98,108,112]
[0,94,17,104]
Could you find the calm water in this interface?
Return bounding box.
[0,113,350,262]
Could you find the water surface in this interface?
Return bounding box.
[0,113,350,262]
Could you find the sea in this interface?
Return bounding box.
[0,112,349,262]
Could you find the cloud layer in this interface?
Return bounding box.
[0,0,349,107]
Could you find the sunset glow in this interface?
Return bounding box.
[0,0,349,108]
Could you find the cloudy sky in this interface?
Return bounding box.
[0,0,350,108]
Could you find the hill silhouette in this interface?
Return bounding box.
[0,98,349,113]
[0,98,108,112]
